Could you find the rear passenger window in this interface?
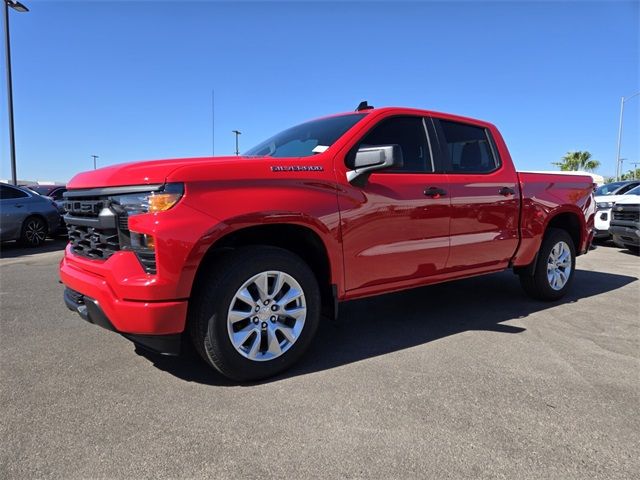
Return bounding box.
[617,183,640,195]
[357,116,434,173]
[0,185,28,199]
[439,120,499,173]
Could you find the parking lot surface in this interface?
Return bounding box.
[1,241,639,479]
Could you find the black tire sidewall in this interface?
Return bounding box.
[193,247,321,381]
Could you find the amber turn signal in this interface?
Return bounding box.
[148,192,183,213]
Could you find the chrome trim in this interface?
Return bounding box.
[63,184,164,199]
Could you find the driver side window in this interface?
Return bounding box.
[356,116,434,173]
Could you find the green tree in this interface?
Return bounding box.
[620,168,640,181]
[552,151,600,172]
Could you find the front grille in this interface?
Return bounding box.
[136,250,157,274]
[64,193,122,260]
[118,215,129,231]
[68,224,120,259]
[612,208,639,223]
[64,187,157,274]
[64,199,106,217]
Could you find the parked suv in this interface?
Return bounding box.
[0,183,61,246]
[594,181,640,238]
[60,105,595,381]
[609,186,640,252]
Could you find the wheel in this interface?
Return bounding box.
[20,216,48,247]
[519,228,575,301]
[189,246,321,381]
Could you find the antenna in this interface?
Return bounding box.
[355,101,374,112]
[232,130,242,156]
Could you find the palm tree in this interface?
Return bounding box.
[620,169,640,180]
[552,151,600,172]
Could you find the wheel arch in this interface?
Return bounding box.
[190,223,338,320]
[545,211,582,252]
[513,208,584,275]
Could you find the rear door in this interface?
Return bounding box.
[432,118,520,272]
[339,115,451,292]
[0,185,30,241]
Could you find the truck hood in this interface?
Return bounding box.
[595,193,637,205]
[67,156,264,189]
[612,194,640,206]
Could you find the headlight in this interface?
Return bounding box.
[108,183,183,275]
[109,183,184,216]
[596,201,614,209]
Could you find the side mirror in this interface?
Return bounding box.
[346,145,403,184]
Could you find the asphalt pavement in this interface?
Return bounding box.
[1,240,639,479]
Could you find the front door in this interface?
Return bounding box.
[338,116,451,292]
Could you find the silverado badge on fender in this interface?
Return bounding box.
[271,166,324,172]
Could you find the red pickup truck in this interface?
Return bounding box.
[60,105,595,381]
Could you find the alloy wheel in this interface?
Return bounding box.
[226,270,307,361]
[24,219,46,246]
[546,240,572,291]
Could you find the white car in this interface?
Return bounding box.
[594,181,640,238]
[609,186,640,251]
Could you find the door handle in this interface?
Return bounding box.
[499,187,515,196]
[15,204,24,208]
[424,186,447,198]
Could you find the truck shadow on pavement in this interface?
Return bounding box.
[0,238,67,259]
[135,268,637,386]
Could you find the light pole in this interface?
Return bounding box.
[615,91,640,181]
[91,155,98,170]
[232,130,241,156]
[3,0,29,185]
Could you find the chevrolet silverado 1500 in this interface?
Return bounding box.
[60,105,595,381]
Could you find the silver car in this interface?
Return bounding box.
[0,183,61,247]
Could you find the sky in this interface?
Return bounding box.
[0,0,638,182]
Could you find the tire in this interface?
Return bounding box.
[519,228,576,301]
[188,246,321,382]
[624,245,640,255]
[20,216,48,247]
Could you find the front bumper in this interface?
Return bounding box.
[609,225,640,247]
[59,245,188,335]
[63,287,181,355]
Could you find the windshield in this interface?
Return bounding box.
[245,113,365,158]
[27,185,53,195]
[595,182,628,196]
